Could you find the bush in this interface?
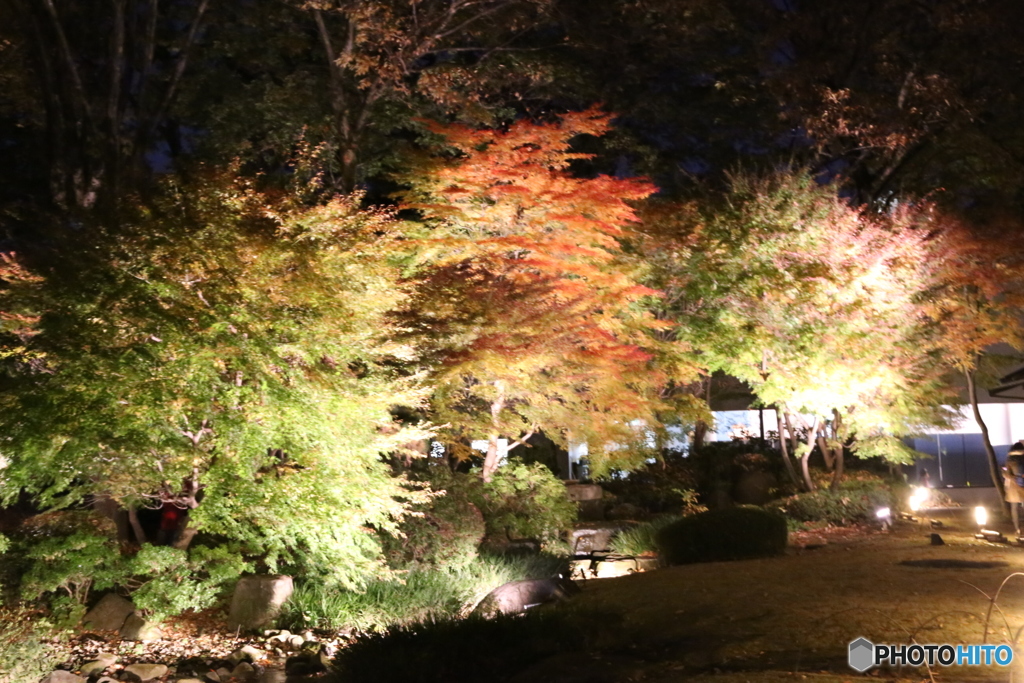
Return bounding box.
[598,459,704,515]
[655,507,787,565]
[0,606,67,683]
[769,473,904,528]
[14,511,249,623]
[330,606,620,683]
[382,479,485,571]
[461,461,576,550]
[278,552,568,634]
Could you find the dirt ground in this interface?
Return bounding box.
[514,511,1024,683]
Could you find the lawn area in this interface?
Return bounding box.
[511,514,1024,683]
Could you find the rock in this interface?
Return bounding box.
[96,677,119,683]
[229,645,264,664]
[81,594,135,631]
[120,613,163,641]
[203,670,220,683]
[123,663,169,682]
[230,662,257,681]
[176,679,205,683]
[257,669,286,683]
[472,576,580,617]
[227,575,294,631]
[40,671,84,683]
[284,653,326,676]
[176,658,210,677]
[569,526,619,554]
[301,630,315,642]
[287,635,305,650]
[565,483,603,501]
[79,653,117,676]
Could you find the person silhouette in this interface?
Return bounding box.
[1003,441,1024,538]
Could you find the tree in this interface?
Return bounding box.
[916,215,1024,494]
[0,0,213,210]
[395,108,696,480]
[657,170,959,490]
[0,176,428,586]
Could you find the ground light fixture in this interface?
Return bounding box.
[973,506,1008,543]
[876,507,892,531]
[908,486,928,512]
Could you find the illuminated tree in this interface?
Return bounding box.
[658,171,958,490]
[396,109,695,480]
[0,178,428,586]
[918,217,1024,493]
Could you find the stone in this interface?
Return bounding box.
[123,663,168,682]
[229,645,264,664]
[472,576,580,617]
[96,677,119,683]
[284,653,326,676]
[227,575,293,631]
[258,669,286,683]
[40,671,84,683]
[287,635,305,650]
[120,613,163,641]
[81,594,136,631]
[565,483,603,501]
[203,670,220,683]
[569,527,618,554]
[176,679,205,683]
[80,653,117,676]
[230,662,257,681]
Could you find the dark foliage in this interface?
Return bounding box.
[331,607,622,683]
[655,507,787,565]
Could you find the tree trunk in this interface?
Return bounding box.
[966,369,1005,499]
[482,434,501,483]
[829,445,845,492]
[127,507,147,545]
[775,407,801,487]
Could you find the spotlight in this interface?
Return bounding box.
[974,506,988,528]
[908,486,928,513]
[876,507,892,530]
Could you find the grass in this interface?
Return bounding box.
[278,552,568,633]
[608,515,682,556]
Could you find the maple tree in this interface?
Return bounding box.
[395,108,696,480]
[916,216,1024,493]
[655,171,959,491]
[0,176,429,586]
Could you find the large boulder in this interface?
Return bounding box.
[40,672,84,683]
[472,577,580,617]
[120,613,162,641]
[228,575,294,631]
[122,664,168,682]
[81,593,135,631]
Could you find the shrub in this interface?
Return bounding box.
[381,480,485,570]
[0,606,67,683]
[330,606,620,683]
[598,459,704,515]
[769,473,904,528]
[15,511,249,623]
[461,461,577,550]
[278,552,568,633]
[655,507,787,565]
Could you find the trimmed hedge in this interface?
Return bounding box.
[655,507,787,565]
